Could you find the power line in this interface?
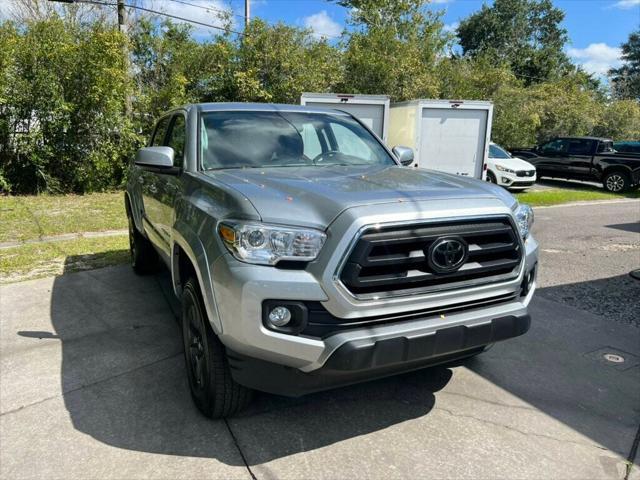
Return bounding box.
[128,3,243,34]
[165,0,248,20]
[52,0,244,35]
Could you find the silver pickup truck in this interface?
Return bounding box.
[126,103,538,418]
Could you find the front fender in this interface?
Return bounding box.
[172,221,224,335]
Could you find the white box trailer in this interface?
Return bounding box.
[388,99,493,179]
[300,93,390,142]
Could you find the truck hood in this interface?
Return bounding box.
[204,165,516,229]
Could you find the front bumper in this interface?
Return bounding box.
[493,169,537,189]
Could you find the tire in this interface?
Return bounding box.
[126,206,158,274]
[181,277,253,418]
[486,171,497,184]
[603,171,630,193]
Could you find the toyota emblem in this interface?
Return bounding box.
[428,237,468,273]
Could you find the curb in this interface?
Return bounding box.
[534,199,640,209]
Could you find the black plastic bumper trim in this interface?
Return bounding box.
[227,312,531,397]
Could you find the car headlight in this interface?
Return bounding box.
[496,164,515,174]
[514,203,534,239]
[218,221,326,265]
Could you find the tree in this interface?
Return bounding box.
[593,100,640,140]
[609,30,640,100]
[456,0,571,83]
[234,19,343,103]
[0,18,136,193]
[337,0,448,100]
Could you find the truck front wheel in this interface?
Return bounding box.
[181,278,253,418]
[603,171,630,193]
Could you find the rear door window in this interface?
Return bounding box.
[165,114,186,168]
[151,117,171,146]
[568,139,594,155]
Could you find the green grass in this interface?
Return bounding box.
[0,192,127,243]
[514,188,639,206]
[0,235,129,284]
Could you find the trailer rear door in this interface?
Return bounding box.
[419,107,488,177]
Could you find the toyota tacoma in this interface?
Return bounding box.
[126,103,538,418]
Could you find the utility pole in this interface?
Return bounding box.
[117,0,127,33]
[244,0,250,29]
[116,0,131,117]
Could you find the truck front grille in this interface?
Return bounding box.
[516,170,535,177]
[339,217,522,297]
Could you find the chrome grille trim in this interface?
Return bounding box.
[335,215,524,300]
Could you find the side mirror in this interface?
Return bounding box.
[135,146,177,172]
[392,146,414,166]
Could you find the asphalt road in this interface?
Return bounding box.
[1,200,639,479]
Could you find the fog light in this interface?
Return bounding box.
[268,306,291,327]
[502,176,511,183]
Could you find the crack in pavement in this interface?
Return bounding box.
[434,405,610,452]
[224,419,258,480]
[0,352,182,417]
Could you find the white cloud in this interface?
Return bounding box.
[568,43,623,75]
[443,21,459,33]
[302,10,342,39]
[432,0,455,3]
[611,0,640,9]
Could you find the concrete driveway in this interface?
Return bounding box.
[1,201,639,479]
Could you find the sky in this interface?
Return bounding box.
[1,0,639,77]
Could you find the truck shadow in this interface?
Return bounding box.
[48,258,640,465]
[49,258,449,465]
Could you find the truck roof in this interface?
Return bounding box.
[177,102,353,116]
[557,136,613,142]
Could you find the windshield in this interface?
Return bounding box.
[200,111,395,170]
[489,144,512,159]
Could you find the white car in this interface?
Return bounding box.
[485,142,537,190]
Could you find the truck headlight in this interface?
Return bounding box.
[218,221,326,265]
[514,203,534,239]
[496,164,515,174]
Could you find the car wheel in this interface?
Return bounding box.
[181,277,253,418]
[603,171,630,193]
[486,171,497,184]
[126,205,158,274]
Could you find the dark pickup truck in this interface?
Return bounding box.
[511,136,640,192]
